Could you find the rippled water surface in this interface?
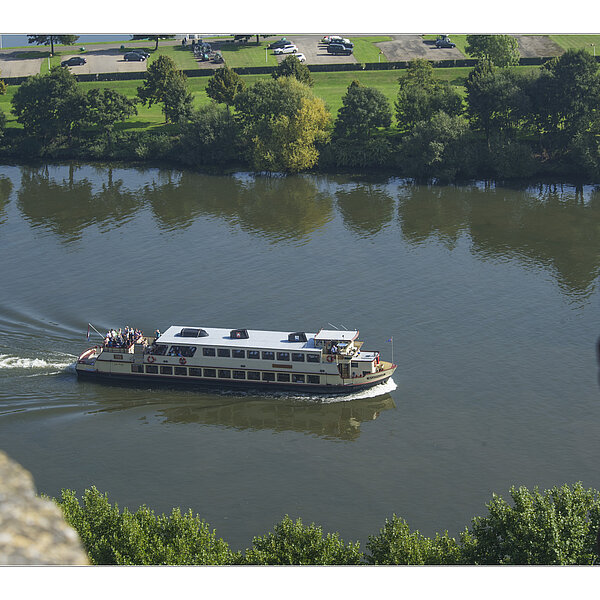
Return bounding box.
[1,163,599,550]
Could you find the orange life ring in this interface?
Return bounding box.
[147,355,155,363]
[327,355,334,362]
[179,357,187,365]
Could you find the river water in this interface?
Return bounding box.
[0,162,599,551]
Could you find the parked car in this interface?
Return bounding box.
[60,56,86,67]
[131,50,150,59]
[293,53,306,62]
[124,51,146,61]
[274,44,298,55]
[268,38,289,49]
[435,35,456,48]
[329,36,351,46]
[327,43,352,56]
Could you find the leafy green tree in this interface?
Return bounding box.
[0,69,6,95]
[366,515,463,564]
[334,80,391,138]
[27,35,79,56]
[465,35,520,68]
[131,35,175,51]
[395,59,463,131]
[241,515,362,565]
[530,49,600,148]
[11,66,86,141]
[206,66,246,110]
[180,103,242,165]
[465,61,532,143]
[272,55,313,87]
[399,111,478,180]
[234,77,330,173]
[57,487,234,565]
[462,483,600,565]
[137,55,193,123]
[83,88,137,141]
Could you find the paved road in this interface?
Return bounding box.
[376,35,464,61]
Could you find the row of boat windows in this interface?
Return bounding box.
[134,363,321,384]
[150,344,320,362]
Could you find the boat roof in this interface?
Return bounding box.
[157,326,320,351]
[314,329,358,342]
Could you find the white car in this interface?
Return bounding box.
[274,44,298,55]
[293,53,306,62]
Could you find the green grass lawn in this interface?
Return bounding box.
[550,34,600,54]
[219,41,279,68]
[349,36,393,63]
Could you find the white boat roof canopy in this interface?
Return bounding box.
[314,329,358,342]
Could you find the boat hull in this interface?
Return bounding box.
[76,367,394,396]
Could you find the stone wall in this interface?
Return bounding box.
[0,450,89,565]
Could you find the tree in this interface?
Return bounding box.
[465,35,520,68]
[272,55,313,87]
[137,55,193,123]
[465,61,532,143]
[57,487,234,565]
[241,515,362,565]
[206,66,246,110]
[395,59,463,131]
[27,35,79,56]
[11,66,86,140]
[82,88,138,141]
[530,49,600,147]
[366,515,463,565]
[234,77,330,173]
[334,80,391,138]
[462,483,600,565]
[131,35,175,51]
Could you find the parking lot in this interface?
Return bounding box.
[277,35,358,65]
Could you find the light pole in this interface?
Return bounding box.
[265,47,268,63]
[592,43,596,57]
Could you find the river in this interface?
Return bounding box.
[0,162,599,551]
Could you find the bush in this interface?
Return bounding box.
[366,515,463,565]
[56,487,234,565]
[241,515,362,565]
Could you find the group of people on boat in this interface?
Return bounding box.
[103,326,144,349]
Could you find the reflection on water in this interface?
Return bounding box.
[87,390,396,441]
[0,176,13,226]
[8,164,600,299]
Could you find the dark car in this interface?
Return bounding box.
[268,38,289,49]
[60,56,86,67]
[327,43,352,55]
[131,50,150,59]
[435,36,456,48]
[124,51,146,61]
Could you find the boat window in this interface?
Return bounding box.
[292,374,305,383]
[232,349,245,359]
[277,352,290,361]
[262,351,275,360]
[277,373,290,382]
[218,348,231,358]
[168,345,197,357]
[262,372,275,381]
[351,362,359,368]
[160,366,173,375]
[203,347,216,357]
[306,354,320,363]
[204,368,216,377]
[307,375,320,384]
[292,353,305,362]
[247,371,260,380]
[150,344,168,356]
[189,367,202,376]
[145,365,158,374]
[218,369,231,378]
[247,350,260,359]
[131,364,144,373]
[233,370,245,379]
[174,367,187,376]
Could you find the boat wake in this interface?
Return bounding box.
[0,353,76,372]
[312,378,398,403]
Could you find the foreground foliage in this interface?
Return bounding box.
[54,483,600,565]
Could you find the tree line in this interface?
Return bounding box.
[1,45,600,180]
[54,482,600,565]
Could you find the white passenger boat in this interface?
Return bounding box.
[76,325,396,394]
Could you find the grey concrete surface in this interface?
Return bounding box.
[0,51,44,77]
[377,35,464,61]
[514,35,563,57]
[281,35,357,65]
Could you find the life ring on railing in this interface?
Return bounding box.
[179,357,187,365]
[327,355,335,363]
[147,355,155,363]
